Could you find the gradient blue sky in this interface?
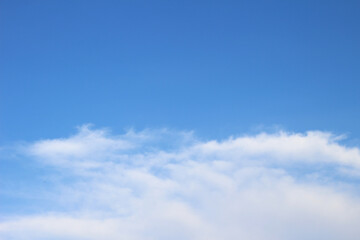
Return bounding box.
[1,1,360,239]
[1,0,359,143]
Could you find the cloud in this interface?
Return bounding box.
[1,125,360,240]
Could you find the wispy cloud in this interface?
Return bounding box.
[1,125,360,240]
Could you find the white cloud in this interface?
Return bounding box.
[1,125,360,240]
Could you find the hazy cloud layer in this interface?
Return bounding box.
[1,126,360,240]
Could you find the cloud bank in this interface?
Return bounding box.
[1,125,360,240]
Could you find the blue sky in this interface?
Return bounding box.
[1,1,360,239]
[1,0,360,143]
